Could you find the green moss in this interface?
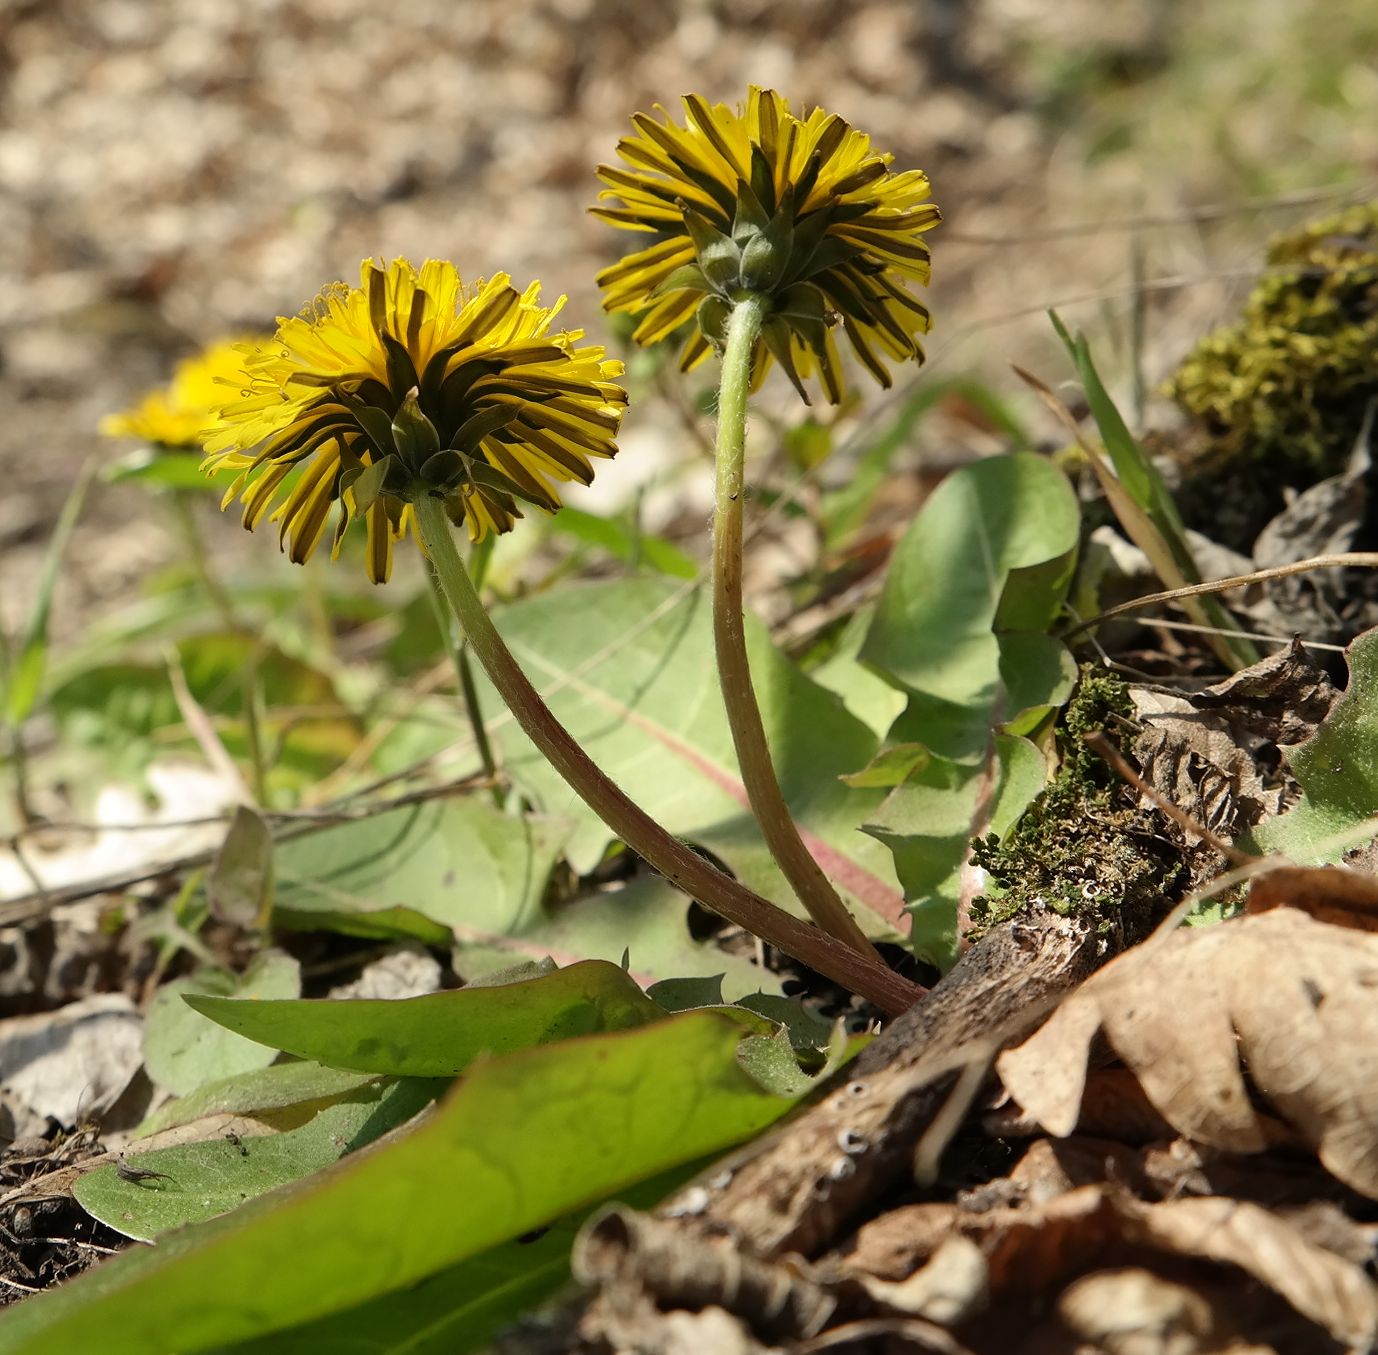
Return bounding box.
[970,669,1175,943]
[1165,201,1378,479]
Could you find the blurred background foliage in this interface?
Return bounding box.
[1,0,1376,838]
[1,0,1375,635]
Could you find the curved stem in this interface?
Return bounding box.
[414,494,921,1017]
[714,296,878,960]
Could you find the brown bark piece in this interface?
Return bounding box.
[659,912,1100,1261]
[544,913,1101,1352]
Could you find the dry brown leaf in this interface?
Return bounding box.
[1006,1135,1156,1204]
[1186,640,1337,747]
[1126,1196,1378,1348]
[1057,1268,1216,1355]
[840,1203,959,1282]
[1277,1200,1378,1267]
[1047,1068,1178,1145]
[1128,645,1336,893]
[997,910,1378,1196]
[1132,687,1282,844]
[857,1235,988,1326]
[572,1206,837,1342]
[979,1184,1372,1346]
[1248,863,1378,929]
[980,1184,1125,1294]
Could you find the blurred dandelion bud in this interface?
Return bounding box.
[200,258,627,583]
[593,87,940,403]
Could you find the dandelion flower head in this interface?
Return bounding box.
[593,87,940,403]
[201,259,627,583]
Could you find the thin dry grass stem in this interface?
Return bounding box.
[0,776,493,917]
[308,654,459,802]
[165,652,253,804]
[943,181,1375,245]
[1082,730,1250,866]
[1065,553,1378,637]
[1131,616,1348,654]
[1151,809,1378,943]
[911,1054,992,1187]
[1016,363,1246,670]
[907,975,1099,1187]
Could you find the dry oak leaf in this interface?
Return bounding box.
[997,909,1378,1197]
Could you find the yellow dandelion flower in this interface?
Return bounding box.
[201,259,628,584]
[593,87,940,403]
[101,336,270,449]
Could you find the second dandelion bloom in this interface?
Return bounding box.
[102,336,271,451]
[202,259,627,583]
[592,87,940,403]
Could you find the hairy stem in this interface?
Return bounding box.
[414,494,919,1016]
[714,295,878,959]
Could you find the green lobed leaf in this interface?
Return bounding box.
[137,1061,381,1138]
[443,576,908,938]
[545,506,698,579]
[736,1026,833,1098]
[448,874,786,1000]
[820,377,1031,551]
[270,797,572,942]
[734,992,836,1052]
[0,1013,803,1355]
[806,604,908,740]
[3,462,94,726]
[184,959,666,1076]
[643,978,838,1056]
[106,450,225,491]
[208,1237,572,1355]
[860,453,1080,723]
[76,1079,441,1242]
[47,631,360,790]
[841,743,931,789]
[208,804,274,929]
[202,1168,693,1355]
[875,732,1050,965]
[858,454,1081,967]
